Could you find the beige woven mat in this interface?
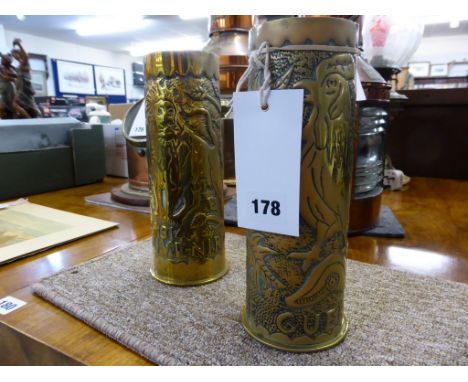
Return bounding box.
[33,233,468,365]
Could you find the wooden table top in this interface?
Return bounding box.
[0,176,467,365]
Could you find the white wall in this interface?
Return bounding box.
[406,34,468,65]
[2,27,144,100]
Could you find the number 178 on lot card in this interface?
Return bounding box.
[233,89,303,237]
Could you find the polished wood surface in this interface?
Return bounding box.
[348,177,468,283]
[0,176,467,365]
[0,177,152,297]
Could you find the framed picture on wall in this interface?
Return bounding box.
[448,62,468,77]
[94,65,126,96]
[408,62,430,78]
[430,64,449,77]
[30,70,48,96]
[29,53,49,79]
[56,59,95,94]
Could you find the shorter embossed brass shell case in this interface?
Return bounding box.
[241,17,358,352]
[144,51,228,286]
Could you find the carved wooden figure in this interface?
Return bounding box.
[0,52,30,119]
[11,38,41,118]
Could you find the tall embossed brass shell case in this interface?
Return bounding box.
[144,51,228,286]
[241,17,358,352]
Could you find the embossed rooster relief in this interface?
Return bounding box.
[0,39,41,119]
[247,52,355,336]
[146,76,224,264]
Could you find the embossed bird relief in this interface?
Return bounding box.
[285,53,355,308]
[246,53,355,312]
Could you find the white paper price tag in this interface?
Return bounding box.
[128,99,146,137]
[0,296,26,315]
[233,89,303,237]
[355,70,367,101]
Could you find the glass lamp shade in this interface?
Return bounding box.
[362,15,424,70]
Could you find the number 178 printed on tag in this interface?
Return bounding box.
[233,89,303,237]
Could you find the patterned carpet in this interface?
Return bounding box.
[33,233,467,365]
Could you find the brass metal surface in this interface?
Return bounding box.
[144,51,227,286]
[255,17,357,49]
[243,17,357,352]
[144,51,219,79]
[209,15,253,34]
[203,22,250,182]
[219,55,248,95]
[241,308,348,352]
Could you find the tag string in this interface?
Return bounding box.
[226,41,271,117]
[225,42,360,118]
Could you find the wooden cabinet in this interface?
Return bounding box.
[387,88,468,179]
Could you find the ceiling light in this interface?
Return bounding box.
[73,16,150,37]
[16,15,25,21]
[179,15,208,20]
[449,20,460,28]
[128,36,205,57]
[129,36,204,57]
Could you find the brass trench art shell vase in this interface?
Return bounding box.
[144,51,228,286]
[241,17,358,351]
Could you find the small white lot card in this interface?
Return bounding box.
[0,296,26,315]
[233,89,303,237]
[128,99,146,137]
